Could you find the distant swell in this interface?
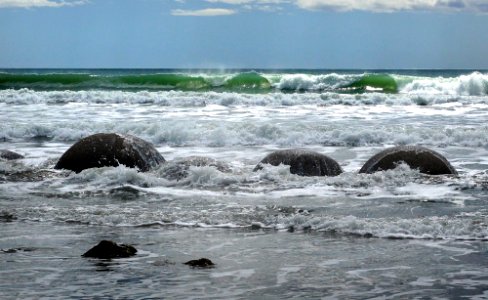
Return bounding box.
[0,72,272,92]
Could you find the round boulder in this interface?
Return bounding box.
[359,146,457,175]
[254,149,343,177]
[160,156,231,181]
[55,133,165,173]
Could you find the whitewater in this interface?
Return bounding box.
[1,69,488,299]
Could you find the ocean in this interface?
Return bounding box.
[1,69,488,299]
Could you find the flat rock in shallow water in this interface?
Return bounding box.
[82,240,137,259]
[359,146,458,175]
[184,258,215,268]
[254,149,343,177]
[0,169,61,182]
[1,247,36,254]
[55,133,165,173]
[0,150,24,160]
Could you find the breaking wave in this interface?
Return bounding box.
[1,70,486,95]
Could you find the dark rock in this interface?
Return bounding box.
[254,149,343,177]
[1,248,18,254]
[82,240,137,259]
[359,146,457,175]
[1,247,36,254]
[55,133,165,173]
[160,156,231,181]
[0,211,17,222]
[0,150,24,160]
[184,258,215,268]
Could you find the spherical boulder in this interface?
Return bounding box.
[359,146,457,175]
[254,149,343,177]
[55,133,165,173]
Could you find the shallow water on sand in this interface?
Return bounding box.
[2,223,488,299]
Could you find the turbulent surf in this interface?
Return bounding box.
[2,68,488,299]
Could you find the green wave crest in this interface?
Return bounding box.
[342,74,399,93]
[0,72,272,92]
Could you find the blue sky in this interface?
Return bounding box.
[0,0,487,69]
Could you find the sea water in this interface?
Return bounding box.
[1,69,488,299]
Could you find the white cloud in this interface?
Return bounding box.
[205,0,288,12]
[171,7,237,16]
[0,0,87,8]
[295,0,488,13]
[206,0,254,4]
[179,0,488,13]
[206,0,287,3]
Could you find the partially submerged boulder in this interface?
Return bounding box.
[160,156,231,181]
[359,146,457,175]
[0,150,24,160]
[55,133,165,173]
[0,211,16,222]
[82,240,137,259]
[254,149,343,177]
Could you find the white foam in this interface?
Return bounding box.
[3,101,488,149]
[269,214,488,240]
[274,73,354,91]
[210,269,256,280]
[59,166,169,191]
[401,72,488,96]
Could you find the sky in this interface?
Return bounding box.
[0,0,487,69]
